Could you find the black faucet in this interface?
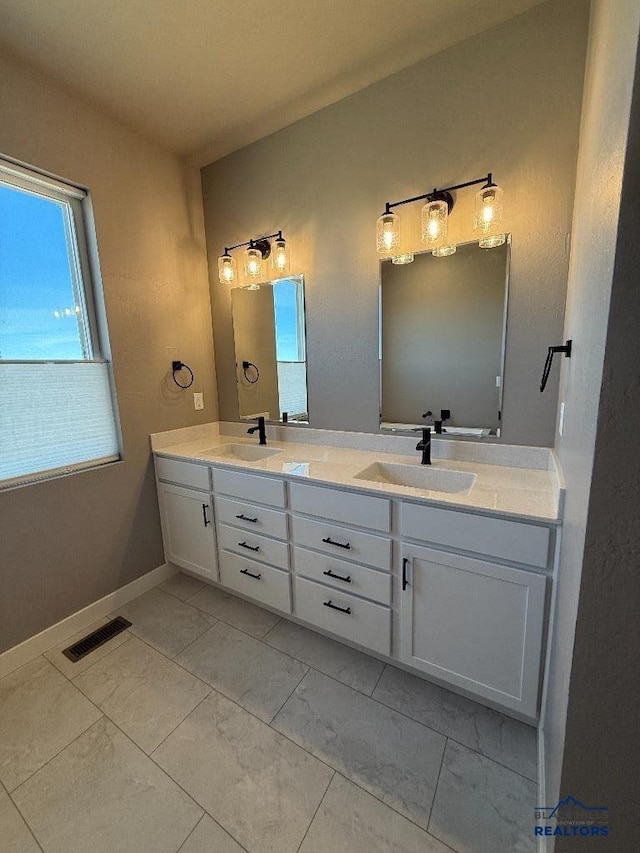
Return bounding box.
[247,416,267,446]
[416,427,431,465]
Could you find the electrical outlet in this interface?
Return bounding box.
[193,392,204,411]
[559,401,565,436]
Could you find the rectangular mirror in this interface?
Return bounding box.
[380,238,509,437]
[231,274,308,423]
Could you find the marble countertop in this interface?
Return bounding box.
[151,424,563,524]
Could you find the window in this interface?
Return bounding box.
[0,158,121,488]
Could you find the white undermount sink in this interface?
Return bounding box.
[354,461,477,494]
[205,443,281,462]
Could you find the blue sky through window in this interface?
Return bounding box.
[273,278,303,362]
[0,184,85,359]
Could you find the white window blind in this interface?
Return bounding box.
[0,362,120,487]
[0,156,121,489]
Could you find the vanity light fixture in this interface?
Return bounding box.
[377,173,505,261]
[217,231,290,284]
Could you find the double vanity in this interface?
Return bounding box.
[151,422,563,724]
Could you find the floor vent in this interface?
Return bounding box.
[62,616,132,662]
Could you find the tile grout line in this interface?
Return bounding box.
[368,661,387,697]
[175,813,206,853]
[268,665,310,725]
[6,707,105,797]
[23,583,534,845]
[2,778,46,853]
[51,582,539,784]
[426,735,449,836]
[294,769,336,853]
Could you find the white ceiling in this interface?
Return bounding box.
[0,0,546,165]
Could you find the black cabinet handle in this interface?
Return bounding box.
[202,504,210,526]
[402,557,409,591]
[236,513,258,523]
[322,536,351,550]
[323,600,352,615]
[238,541,260,552]
[240,568,262,580]
[323,569,352,584]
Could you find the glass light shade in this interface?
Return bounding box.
[244,246,263,280]
[392,253,414,265]
[376,212,400,255]
[432,244,457,258]
[217,254,237,284]
[474,184,505,248]
[271,238,290,274]
[421,199,449,249]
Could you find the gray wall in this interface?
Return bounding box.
[540,2,640,847]
[381,242,507,430]
[202,0,590,446]
[0,48,217,653]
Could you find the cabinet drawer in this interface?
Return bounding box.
[289,482,391,532]
[293,546,391,605]
[219,550,291,613]
[292,515,391,571]
[401,502,551,569]
[218,523,290,570]
[294,576,390,656]
[215,496,288,541]
[155,456,210,491]
[212,467,286,508]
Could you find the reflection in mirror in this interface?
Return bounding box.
[231,275,308,423]
[380,239,509,438]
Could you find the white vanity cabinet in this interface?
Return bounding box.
[290,482,393,656]
[211,467,292,613]
[399,502,551,718]
[155,459,217,582]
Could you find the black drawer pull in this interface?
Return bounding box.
[239,541,260,552]
[322,536,351,550]
[202,503,211,526]
[240,567,262,580]
[402,557,409,591]
[323,600,352,615]
[236,513,258,523]
[323,569,352,584]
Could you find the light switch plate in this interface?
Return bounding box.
[193,392,204,410]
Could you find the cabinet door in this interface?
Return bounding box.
[158,482,218,581]
[400,544,546,719]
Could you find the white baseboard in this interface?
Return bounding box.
[537,726,549,853]
[0,563,176,679]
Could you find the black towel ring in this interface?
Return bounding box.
[171,360,194,389]
[242,360,260,384]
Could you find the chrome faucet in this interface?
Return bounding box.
[247,416,267,446]
[416,427,431,465]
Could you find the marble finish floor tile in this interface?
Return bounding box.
[373,666,538,780]
[116,588,215,658]
[272,669,446,829]
[178,814,245,853]
[12,717,202,853]
[74,636,211,753]
[0,657,101,791]
[0,784,42,852]
[153,690,333,853]
[185,583,233,617]
[429,740,537,853]
[265,620,385,694]
[44,616,131,679]
[217,596,281,639]
[160,572,207,601]
[176,621,307,722]
[299,774,451,853]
